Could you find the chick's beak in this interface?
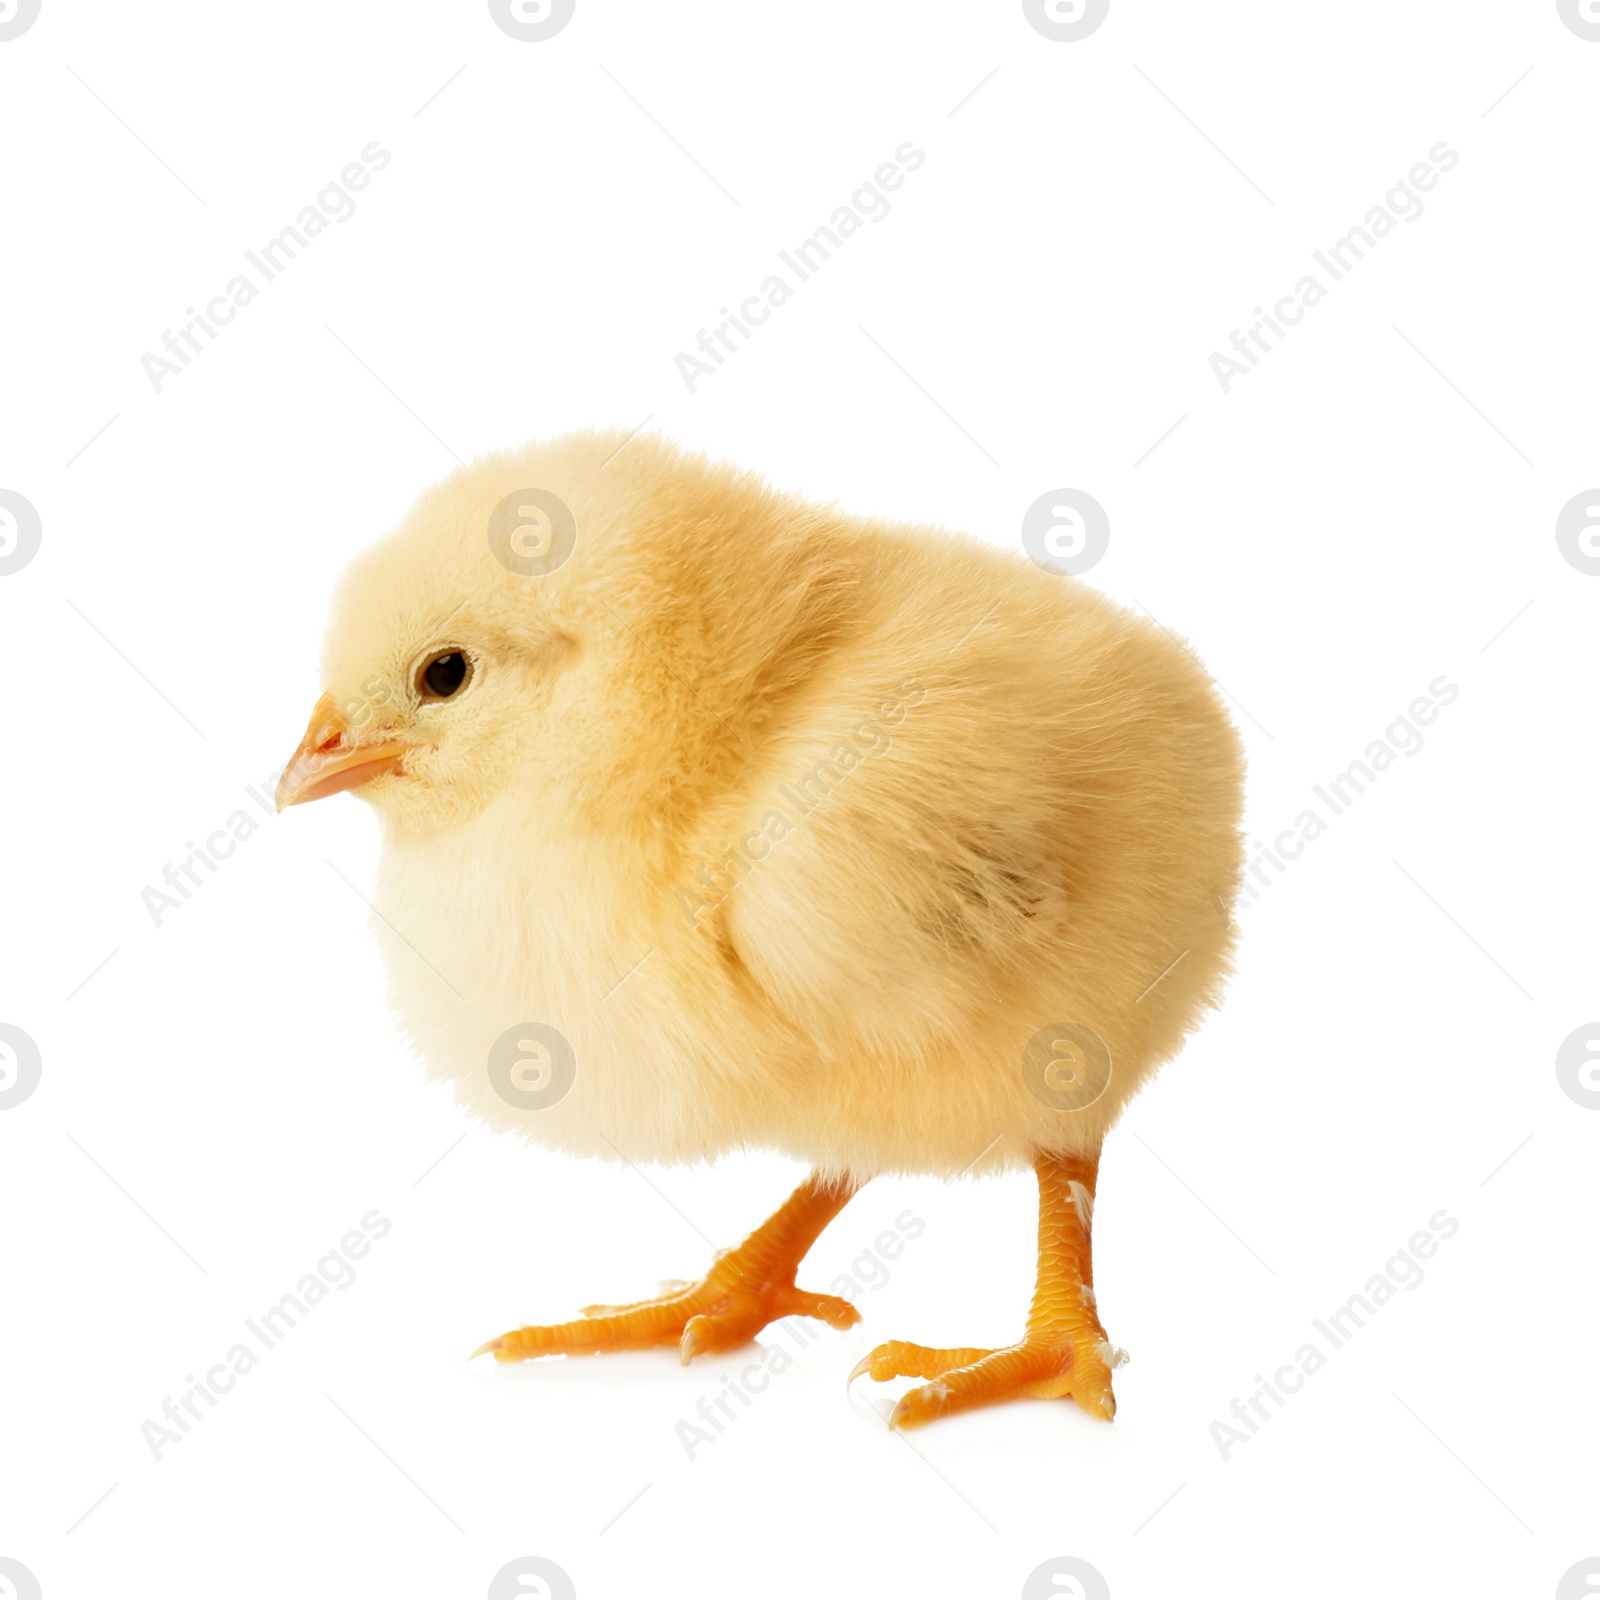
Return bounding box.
[275,692,407,810]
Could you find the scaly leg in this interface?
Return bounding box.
[474,1171,863,1365]
[851,1149,1119,1428]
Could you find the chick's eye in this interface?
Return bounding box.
[417,649,471,701]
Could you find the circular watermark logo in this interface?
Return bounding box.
[1555,488,1600,573]
[1556,0,1600,41]
[488,487,577,577]
[1021,0,1109,42]
[488,1556,576,1599]
[0,1,42,43]
[1021,489,1109,576]
[1021,1555,1110,1600]
[0,1557,43,1600]
[1555,1023,1600,1110]
[1556,1557,1600,1600]
[488,0,575,42]
[0,1024,41,1111]
[1023,1023,1112,1112]
[0,490,42,576]
[488,1023,576,1110]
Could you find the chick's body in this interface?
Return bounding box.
[324,433,1243,1183]
[291,430,1244,1426]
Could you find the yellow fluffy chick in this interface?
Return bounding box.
[277,430,1244,1428]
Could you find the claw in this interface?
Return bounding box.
[679,1316,712,1365]
[888,1395,920,1431]
[1080,1389,1116,1421]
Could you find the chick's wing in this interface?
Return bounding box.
[716,679,1076,1061]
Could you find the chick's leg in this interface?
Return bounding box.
[474,1171,863,1365]
[852,1149,1119,1428]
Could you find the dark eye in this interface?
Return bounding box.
[417,649,471,701]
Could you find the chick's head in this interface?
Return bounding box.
[276,435,638,837]
[279,429,815,851]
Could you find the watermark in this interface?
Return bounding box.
[1557,1558,1600,1598]
[488,1023,577,1110]
[828,1206,925,1303]
[1021,489,1109,577]
[1209,142,1459,394]
[322,656,429,740]
[139,1210,391,1461]
[141,143,393,394]
[676,1207,924,1460]
[675,142,926,393]
[487,488,577,577]
[1556,1024,1600,1109]
[0,490,41,576]
[1208,1208,1459,1461]
[674,1315,825,1461]
[0,1559,41,1600]
[674,679,925,927]
[0,0,41,42]
[487,1557,575,1599]
[1237,674,1458,914]
[1021,0,1109,43]
[1023,1022,1112,1111]
[1555,489,1600,574]
[0,1024,42,1111]
[140,766,286,927]
[1021,1557,1110,1600]
[488,0,575,42]
[1557,0,1600,41]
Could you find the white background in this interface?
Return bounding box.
[2,2,1596,1597]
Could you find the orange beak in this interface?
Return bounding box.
[275,692,407,810]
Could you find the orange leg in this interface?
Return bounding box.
[474,1171,863,1365]
[852,1149,1120,1428]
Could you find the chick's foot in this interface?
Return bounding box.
[473,1171,862,1365]
[851,1329,1118,1429]
[850,1149,1119,1428]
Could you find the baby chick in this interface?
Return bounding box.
[277,431,1244,1427]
